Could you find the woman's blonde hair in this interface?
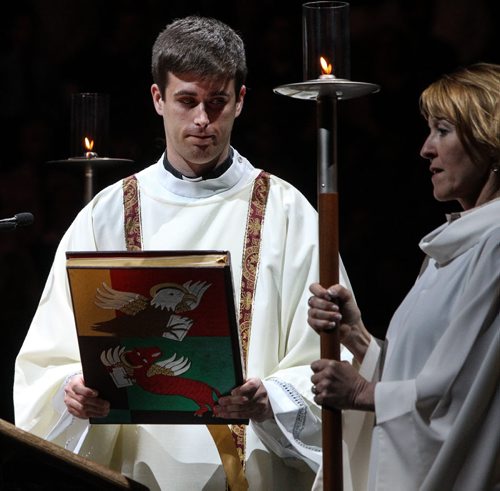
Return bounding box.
[420,63,500,166]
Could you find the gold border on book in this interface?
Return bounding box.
[67,254,229,268]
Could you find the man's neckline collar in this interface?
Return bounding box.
[163,148,234,181]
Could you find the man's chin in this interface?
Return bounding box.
[188,147,223,166]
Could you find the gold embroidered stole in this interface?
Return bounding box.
[122,175,142,251]
[122,171,271,490]
[230,171,270,466]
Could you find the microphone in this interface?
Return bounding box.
[0,212,35,230]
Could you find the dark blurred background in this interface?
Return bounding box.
[0,0,498,423]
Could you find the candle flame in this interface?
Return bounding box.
[84,137,94,151]
[320,56,333,75]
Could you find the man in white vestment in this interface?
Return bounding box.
[14,16,371,491]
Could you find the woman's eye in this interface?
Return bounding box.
[437,127,449,136]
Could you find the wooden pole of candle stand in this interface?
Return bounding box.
[317,94,343,491]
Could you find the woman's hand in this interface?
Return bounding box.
[308,283,371,363]
[311,359,375,411]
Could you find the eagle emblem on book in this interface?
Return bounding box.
[92,280,211,339]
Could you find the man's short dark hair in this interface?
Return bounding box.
[152,16,247,96]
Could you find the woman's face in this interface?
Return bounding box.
[420,118,489,210]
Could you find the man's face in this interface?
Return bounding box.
[151,72,245,176]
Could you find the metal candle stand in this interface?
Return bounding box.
[48,93,133,204]
[274,2,379,490]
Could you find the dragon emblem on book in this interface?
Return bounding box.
[92,280,211,339]
[101,345,222,416]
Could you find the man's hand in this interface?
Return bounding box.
[64,374,110,419]
[214,378,273,422]
[311,359,375,412]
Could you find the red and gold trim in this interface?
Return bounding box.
[231,170,271,467]
[123,175,142,251]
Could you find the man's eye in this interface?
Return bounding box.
[209,98,227,107]
[178,98,195,106]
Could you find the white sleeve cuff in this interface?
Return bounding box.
[253,378,322,471]
[375,379,417,424]
[359,336,381,382]
[47,371,89,452]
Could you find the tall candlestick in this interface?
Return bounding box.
[274,3,380,490]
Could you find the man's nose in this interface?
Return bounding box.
[194,103,209,127]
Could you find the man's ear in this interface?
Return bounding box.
[235,85,246,118]
[151,84,164,115]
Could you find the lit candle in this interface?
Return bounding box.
[84,137,98,158]
[319,56,335,79]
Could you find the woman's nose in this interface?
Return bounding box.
[420,135,435,160]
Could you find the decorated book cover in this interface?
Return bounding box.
[66,250,246,425]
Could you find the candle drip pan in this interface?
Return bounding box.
[273,78,379,100]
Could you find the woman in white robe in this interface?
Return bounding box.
[308,63,500,490]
